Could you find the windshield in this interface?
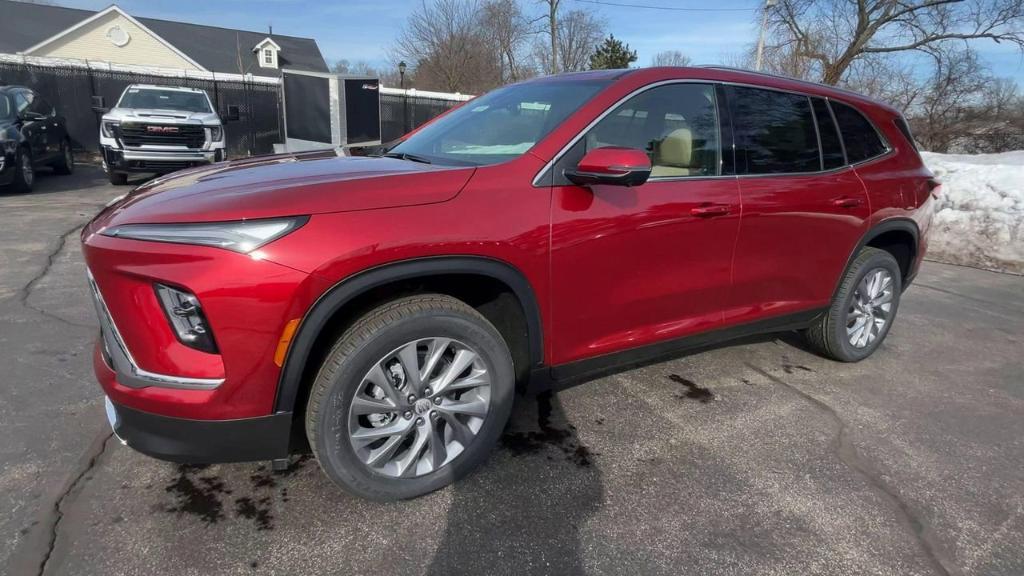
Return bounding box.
[0,95,11,120]
[387,79,611,166]
[117,88,212,113]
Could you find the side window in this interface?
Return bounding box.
[13,92,30,115]
[586,83,721,178]
[893,116,919,151]
[811,97,845,169]
[830,100,887,163]
[727,86,820,174]
[28,93,55,117]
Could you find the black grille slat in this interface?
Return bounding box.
[118,123,206,148]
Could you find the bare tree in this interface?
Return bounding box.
[395,0,499,92]
[537,0,561,74]
[533,9,606,73]
[765,0,1024,85]
[911,48,991,151]
[482,0,537,82]
[650,50,692,67]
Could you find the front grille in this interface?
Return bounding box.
[118,123,205,149]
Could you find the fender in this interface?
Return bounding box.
[273,256,544,414]
[831,217,920,300]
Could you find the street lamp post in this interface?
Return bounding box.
[755,0,777,72]
[398,60,409,134]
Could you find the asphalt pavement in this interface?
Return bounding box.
[2,166,1022,576]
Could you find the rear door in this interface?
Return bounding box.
[548,82,742,366]
[724,86,870,324]
[25,91,60,161]
[12,91,47,161]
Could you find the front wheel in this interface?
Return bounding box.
[53,140,74,175]
[108,171,128,186]
[305,294,514,501]
[9,148,34,193]
[805,247,902,362]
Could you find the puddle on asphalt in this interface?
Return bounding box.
[667,374,715,403]
[159,456,313,530]
[781,356,815,375]
[501,391,596,467]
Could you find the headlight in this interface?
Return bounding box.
[101,120,119,138]
[209,126,223,142]
[101,216,308,253]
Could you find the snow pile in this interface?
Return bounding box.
[921,150,1024,274]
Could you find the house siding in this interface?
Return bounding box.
[27,11,201,71]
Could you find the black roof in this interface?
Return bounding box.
[0,0,328,78]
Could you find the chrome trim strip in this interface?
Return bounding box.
[87,269,224,390]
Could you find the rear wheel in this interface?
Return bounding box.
[108,171,128,186]
[805,247,902,362]
[9,148,34,193]
[53,140,74,175]
[305,294,514,501]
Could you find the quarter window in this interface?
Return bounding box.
[585,83,721,178]
[811,97,844,169]
[727,86,820,174]
[830,101,887,163]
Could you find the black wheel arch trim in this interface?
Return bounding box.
[273,255,545,414]
[833,218,920,300]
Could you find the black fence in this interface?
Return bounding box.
[0,60,463,157]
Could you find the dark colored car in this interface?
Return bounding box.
[0,85,74,192]
[82,67,936,500]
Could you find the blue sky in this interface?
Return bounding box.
[50,0,1024,85]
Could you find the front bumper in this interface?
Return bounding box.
[104,395,291,463]
[102,146,221,174]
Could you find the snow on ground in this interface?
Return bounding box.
[921,150,1024,274]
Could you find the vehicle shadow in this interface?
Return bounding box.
[426,391,603,576]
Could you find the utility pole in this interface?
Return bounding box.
[755,0,776,72]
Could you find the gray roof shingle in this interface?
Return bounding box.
[0,0,328,77]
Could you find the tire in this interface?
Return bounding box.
[805,247,902,362]
[53,140,74,175]
[305,294,515,501]
[108,171,128,186]
[8,147,34,193]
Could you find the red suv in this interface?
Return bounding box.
[83,67,935,500]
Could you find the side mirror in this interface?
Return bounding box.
[564,147,652,187]
[224,105,240,122]
[91,95,108,115]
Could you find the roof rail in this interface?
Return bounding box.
[697,65,881,103]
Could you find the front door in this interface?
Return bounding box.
[547,82,741,366]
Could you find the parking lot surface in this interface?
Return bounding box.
[2,166,1022,576]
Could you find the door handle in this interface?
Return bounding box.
[832,197,864,208]
[690,204,731,217]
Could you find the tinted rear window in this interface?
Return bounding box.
[894,116,919,151]
[812,98,845,169]
[831,101,887,163]
[727,86,820,174]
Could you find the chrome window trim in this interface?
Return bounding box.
[87,269,224,390]
[532,77,894,187]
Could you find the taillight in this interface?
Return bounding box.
[154,284,218,354]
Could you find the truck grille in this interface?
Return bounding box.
[118,123,205,149]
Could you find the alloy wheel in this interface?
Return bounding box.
[347,337,491,478]
[847,267,894,348]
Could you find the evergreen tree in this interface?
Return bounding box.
[589,34,637,70]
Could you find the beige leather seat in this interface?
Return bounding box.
[651,128,693,177]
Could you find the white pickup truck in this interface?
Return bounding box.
[98,85,229,185]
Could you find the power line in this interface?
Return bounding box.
[574,0,757,11]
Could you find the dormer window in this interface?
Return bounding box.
[253,37,281,69]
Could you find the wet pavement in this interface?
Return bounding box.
[2,166,1022,576]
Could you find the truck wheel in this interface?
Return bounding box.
[305,294,515,501]
[805,247,902,362]
[53,140,74,175]
[9,148,34,193]
[108,171,128,186]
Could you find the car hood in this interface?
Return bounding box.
[103,108,221,125]
[92,150,475,227]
